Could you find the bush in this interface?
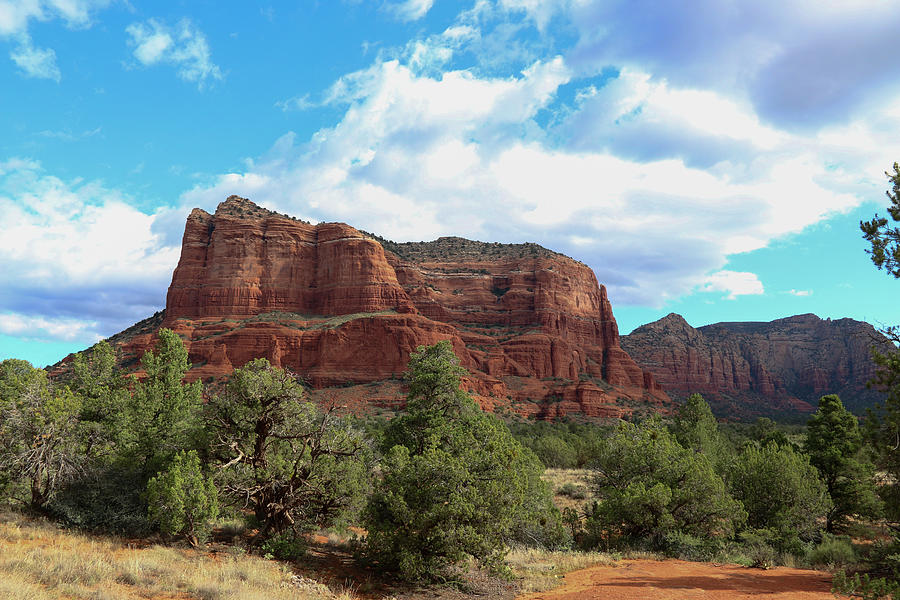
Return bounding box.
[260,531,307,560]
[588,417,744,548]
[49,465,150,534]
[557,483,587,500]
[833,570,900,599]
[730,442,830,551]
[364,342,563,581]
[662,531,726,562]
[808,534,857,569]
[147,450,219,545]
[738,530,778,569]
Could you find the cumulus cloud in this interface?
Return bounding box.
[0,159,180,343]
[126,18,223,88]
[0,313,99,342]
[185,17,877,307]
[0,0,110,37]
[9,35,59,81]
[386,0,435,22]
[501,0,900,131]
[701,271,765,300]
[0,0,110,78]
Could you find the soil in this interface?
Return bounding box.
[516,559,835,600]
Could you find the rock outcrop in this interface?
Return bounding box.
[114,196,668,419]
[621,312,896,417]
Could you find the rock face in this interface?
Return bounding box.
[621,312,896,417]
[116,196,668,419]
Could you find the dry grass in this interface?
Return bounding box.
[542,468,595,512]
[506,546,616,594]
[0,512,375,600]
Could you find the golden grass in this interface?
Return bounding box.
[0,512,374,600]
[506,545,616,594]
[542,468,595,512]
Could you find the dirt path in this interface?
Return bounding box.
[517,559,836,600]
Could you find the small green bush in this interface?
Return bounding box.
[662,531,726,562]
[557,483,587,500]
[147,450,219,544]
[260,531,307,560]
[808,534,857,569]
[833,570,900,599]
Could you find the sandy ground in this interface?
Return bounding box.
[517,559,835,600]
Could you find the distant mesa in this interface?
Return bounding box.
[56,196,894,421]
[94,196,669,420]
[621,312,896,417]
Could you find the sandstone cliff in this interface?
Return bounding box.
[621,312,896,417]
[114,196,668,419]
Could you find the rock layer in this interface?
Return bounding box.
[621,312,896,416]
[117,196,668,419]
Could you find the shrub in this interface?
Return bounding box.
[147,450,219,545]
[730,442,830,551]
[260,531,307,560]
[808,534,857,569]
[364,342,563,581]
[557,483,587,500]
[833,570,900,599]
[587,417,744,548]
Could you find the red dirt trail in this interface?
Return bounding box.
[517,559,836,600]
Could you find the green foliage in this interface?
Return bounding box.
[861,162,900,279]
[364,341,563,581]
[0,361,83,510]
[509,420,609,468]
[588,417,744,547]
[147,450,219,544]
[833,570,900,600]
[557,482,587,500]
[260,531,307,560]
[206,358,369,542]
[808,534,857,569]
[531,435,578,469]
[729,441,830,550]
[805,394,881,531]
[125,329,203,477]
[662,531,729,563]
[749,417,794,449]
[670,394,730,473]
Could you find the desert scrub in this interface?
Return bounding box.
[506,546,616,593]
[0,511,365,600]
[556,482,588,500]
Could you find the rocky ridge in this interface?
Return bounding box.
[111,196,668,419]
[621,312,896,417]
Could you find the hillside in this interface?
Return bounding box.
[86,196,668,420]
[621,312,896,417]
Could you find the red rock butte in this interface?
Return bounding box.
[621,312,896,418]
[116,196,668,419]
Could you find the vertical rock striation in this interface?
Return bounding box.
[621,312,896,416]
[116,196,667,419]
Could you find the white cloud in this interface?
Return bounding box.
[0,0,110,79]
[0,313,99,342]
[386,0,435,22]
[0,0,109,37]
[788,289,812,296]
[9,35,59,81]
[701,271,765,300]
[126,19,223,88]
[0,159,181,343]
[198,19,883,309]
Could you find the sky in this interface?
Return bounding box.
[2,0,900,368]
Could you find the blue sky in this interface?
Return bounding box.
[2,0,900,367]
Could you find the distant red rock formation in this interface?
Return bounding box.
[621,312,896,417]
[115,196,668,419]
